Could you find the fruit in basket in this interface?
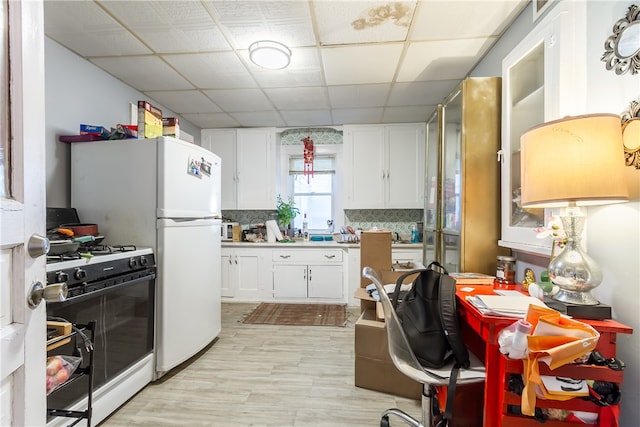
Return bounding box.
[46,356,63,376]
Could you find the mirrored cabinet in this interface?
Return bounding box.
[423,77,504,275]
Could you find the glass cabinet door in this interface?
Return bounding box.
[441,233,460,273]
[441,89,462,234]
[424,109,440,228]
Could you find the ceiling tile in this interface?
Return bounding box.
[382,105,435,123]
[332,108,384,125]
[314,1,416,45]
[44,1,151,56]
[328,84,390,108]
[181,112,240,129]
[231,111,287,127]
[387,80,459,106]
[143,90,223,114]
[397,38,496,82]
[90,56,194,91]
[280,110,333,127]
[412,0,527,40]
[322,44,404,86]
[100,0,231,53]
[264,87,329,110]
[162,52,257,89]
[203,89,274,112]
[206,0,316,48]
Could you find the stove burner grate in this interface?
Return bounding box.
[88,244,138,255]
[46,253,81,263]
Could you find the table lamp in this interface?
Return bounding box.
[520,114,629,305]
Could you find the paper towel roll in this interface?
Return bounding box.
[266,220,283,242]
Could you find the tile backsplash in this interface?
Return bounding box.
[223,209,423,240]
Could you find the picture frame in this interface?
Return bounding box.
[533,0,554,22]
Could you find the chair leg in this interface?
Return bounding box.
[379,384,434,427]
[380,408,421,427]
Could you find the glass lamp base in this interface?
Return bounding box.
[552,288,600,306]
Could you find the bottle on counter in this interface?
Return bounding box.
[303,213,309,241]
[411,225,419,243]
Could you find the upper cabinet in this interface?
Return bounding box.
[343,123,425,209]
[202,128,277,210]
[424,78,503,275]
[500,1,586,254]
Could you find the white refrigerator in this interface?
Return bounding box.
[71,136,222,378]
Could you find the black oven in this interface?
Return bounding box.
[46,249,155,417]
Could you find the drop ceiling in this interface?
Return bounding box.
[44,0,528,129]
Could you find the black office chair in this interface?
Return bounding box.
[362,266,486,427]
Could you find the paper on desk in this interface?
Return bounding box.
[466,295,548,318]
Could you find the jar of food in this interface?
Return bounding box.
[495,255,516,288]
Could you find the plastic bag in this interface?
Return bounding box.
[46,355,82,395]
[498,319,532,359]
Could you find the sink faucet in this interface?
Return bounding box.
[394,231,400,241]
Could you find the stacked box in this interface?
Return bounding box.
[162,117,180,137]
[137,101,162,139]
[354,230,422,400]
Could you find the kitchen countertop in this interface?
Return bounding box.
[221,240,423,249]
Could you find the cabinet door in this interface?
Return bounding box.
[425,109,440,233]
[235,252,262,299]
[273,265,308,298]
[500,2,585,254]
[236,128,276,209]
[441,90,462,234]
[202,129,237,210]
[308,265,343,299]
[344,125,385,208]
[392,248,422,265]
[221,252,234,298]
[386,124,425,208]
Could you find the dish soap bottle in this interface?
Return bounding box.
[303,214,309,241]
[411,225,419,243]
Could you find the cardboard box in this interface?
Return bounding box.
[162,117,180,137]
[137,100,163,139]
[355,309,422,400]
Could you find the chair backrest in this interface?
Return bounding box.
[362,266,447,382]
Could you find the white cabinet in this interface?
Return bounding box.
[202,128,277,210]
[221,247,269,301]
[343,123,425,209]
[392,247,423,265]
[500,1,586,254]
[272,249,344,301]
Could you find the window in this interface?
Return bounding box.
[288,155,335,232]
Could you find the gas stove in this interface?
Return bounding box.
[46,246,155,299]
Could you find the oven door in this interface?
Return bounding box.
[46,271,155,413]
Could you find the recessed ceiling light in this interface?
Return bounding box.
[248,40,291,70]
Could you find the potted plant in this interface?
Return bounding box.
[276,194,299,236]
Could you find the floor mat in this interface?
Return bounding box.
[242,303,347,327]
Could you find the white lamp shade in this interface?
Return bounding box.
[249,40,291,70]
[520,114,629,208]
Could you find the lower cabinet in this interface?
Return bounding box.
[272,249,344,301]
[221,248,269,300]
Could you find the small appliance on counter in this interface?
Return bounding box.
[221,222,239,241]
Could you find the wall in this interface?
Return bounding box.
[44,38,200,208]
[472,1,640,425]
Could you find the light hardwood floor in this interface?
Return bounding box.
[99,303,421,426]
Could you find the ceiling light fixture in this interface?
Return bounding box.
[249,40,291,70]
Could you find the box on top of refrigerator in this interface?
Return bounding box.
[138,101,163,139]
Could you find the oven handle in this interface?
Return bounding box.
[48,271,156,305]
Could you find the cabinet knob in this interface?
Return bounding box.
[324,254,335,259]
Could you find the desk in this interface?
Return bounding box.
[456,285,633,426]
